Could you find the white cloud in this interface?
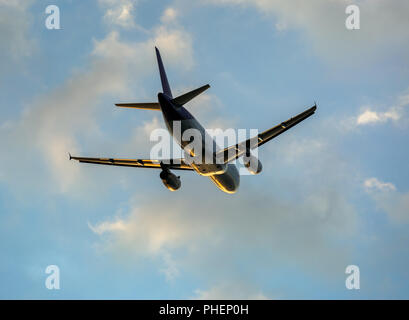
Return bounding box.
[0,0,34,69]
[0,9,194,194]
[193,283,269,300]
[160,252,180,282]
[0,1,374,297]
[364,178,396,192]
[153,26,194,70]
[161,7,178,24]
[88,220,127,235]
[357,108,400,125]
[99,0,136,29]
[89,130,360,289]
[351,88,409,127]
[89,201,211,254]
[364,177,409,223]
[204,0,409,62]
[357,110,387,125]
[74,46,365,292]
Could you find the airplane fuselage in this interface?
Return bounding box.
[158,93,240,194]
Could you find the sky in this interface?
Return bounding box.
[0,0,409,299]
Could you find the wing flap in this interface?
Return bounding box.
[258,105,317,147]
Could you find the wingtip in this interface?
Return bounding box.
[155,46,161,58]
[68,152,72,160]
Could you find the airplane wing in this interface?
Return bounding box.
[217,105,317,163]
[69,155,194,171]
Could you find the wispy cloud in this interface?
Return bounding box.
[0,7,194,194]
[357,109,400,125]
[334,88,409,131]
[355,89,409,126]
[364,177,409,223]
[89,130,360,294]
[364,178,396,192]
[193,283,269,300]
[88,219,127,235]
[161,7,178,24]
[0,0,34,71]
[98,0,136,29]
[204,0,409,63]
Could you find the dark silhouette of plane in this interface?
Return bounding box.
[70,48,316,193]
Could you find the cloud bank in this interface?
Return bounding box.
[204,0,409,62]
[0,7,194,194]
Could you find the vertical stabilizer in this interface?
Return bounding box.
[155,47,172,98]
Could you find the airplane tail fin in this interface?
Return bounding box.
[155,47,172,98]
[172,84,210,106]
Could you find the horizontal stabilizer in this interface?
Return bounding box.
[172,84,210,106]
[115,103,160,110]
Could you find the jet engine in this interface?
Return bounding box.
[160,170,181,191]
[243,155,263,175]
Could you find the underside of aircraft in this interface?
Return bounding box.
[70,47,317,194]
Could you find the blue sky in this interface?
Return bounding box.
[0,0,409,299]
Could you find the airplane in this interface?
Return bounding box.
[70,47,317,194]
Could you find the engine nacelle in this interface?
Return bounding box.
[243,155,263,175]
[160,170,181,191]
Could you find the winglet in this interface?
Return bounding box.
[68,152,72,160]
